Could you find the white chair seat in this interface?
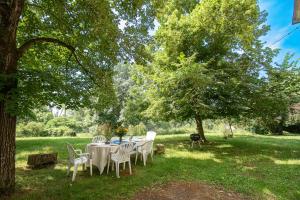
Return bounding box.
[74,156,88,165]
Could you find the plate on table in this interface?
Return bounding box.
[112,140,121,145]
[89,143,104,146]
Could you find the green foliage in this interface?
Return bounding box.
[16,122,47,137]
[47,126,76,137]
[45,117,80,131]
[7,0,157,117]
[44,117,81,136]
[250,53,300,134]
[128,122,147,135]
[140,0,276,133]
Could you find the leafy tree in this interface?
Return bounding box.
[0,0,156,193]
[141,0,275,142]
[250,53,300,134]
[97,64,150,127]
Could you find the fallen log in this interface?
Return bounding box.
[27,152,58,169]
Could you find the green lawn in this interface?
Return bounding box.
[12,134,300,200]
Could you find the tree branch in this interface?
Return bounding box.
[17,37,75,59]
[17,37,102,88]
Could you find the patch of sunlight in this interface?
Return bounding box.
[243,166,256,170]
[235,159,243,164]
[45,175,54,181]
[177,143,185,148]
[273,159,300,165]
[17,150,41,159]
[255,134,300,141]
[263,156,300,165]
[165,149,222,163]
[216,144,233,149]
[17,147,54,159]
[262,188,277,200]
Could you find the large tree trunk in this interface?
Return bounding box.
[195,115,207,143]
[0,103,17,194]
[0,0,24,194]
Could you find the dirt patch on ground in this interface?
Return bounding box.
[132,181,249,200]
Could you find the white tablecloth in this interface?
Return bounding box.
[86,143,119,175]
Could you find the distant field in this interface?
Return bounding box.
[12,133,300,200]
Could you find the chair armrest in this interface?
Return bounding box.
[79,153,90,159]
[75,149,82,154]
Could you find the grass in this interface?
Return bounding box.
[12,133,300,200]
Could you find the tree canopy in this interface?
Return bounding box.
[139,0,276,141]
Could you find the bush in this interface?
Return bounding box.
[45,117,81,132]
[89,125,98,136]
[251,124,269,135]
[47,126,76,137]
[45,117,80,136]
[16,122,47,137]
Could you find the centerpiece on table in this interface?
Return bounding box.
[97,123,113,144]
[115,126,128,143]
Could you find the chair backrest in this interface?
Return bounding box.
[119,142,135,154]
[92,135,106,143]
[146,131,156,141]
[67,143,76,162]
[141,140,153,154]
[113,142,134,162]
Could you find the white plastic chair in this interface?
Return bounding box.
[92,135,106,143]
[107,143,134,178]
[135,140,154,166]
[146,131,156,156]
[146,131,157,141]
[66,143,92,181]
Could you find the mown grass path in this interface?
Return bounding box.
[12,134,300,200]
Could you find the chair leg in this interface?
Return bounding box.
[143,153,147,166]
[116,162,120,178]
[128,161,132,175]
[107,157,110,174]
[89,160,93,176]
[123,162,126,170]
[135,152,138,165]
[67,162,71,176]
[72,164,78,181]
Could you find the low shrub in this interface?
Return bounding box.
[16,122,48,137]
[45,117,81,132]
[47,126,76,137]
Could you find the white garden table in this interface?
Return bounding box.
[86,137,146,175]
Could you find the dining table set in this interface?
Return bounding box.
[67,131,157,181]
[86,136,148,175]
